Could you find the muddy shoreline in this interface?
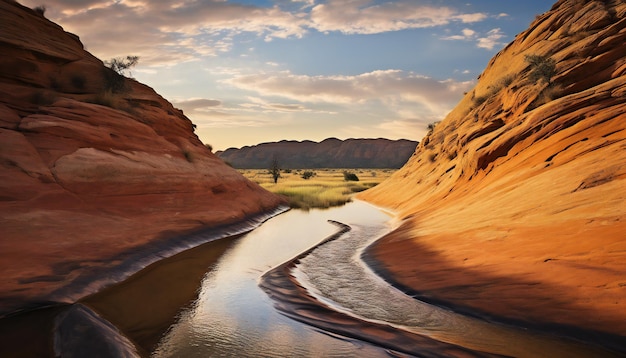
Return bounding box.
[259,221,499,358]
[0,206,288,357]
[361,224,626,356]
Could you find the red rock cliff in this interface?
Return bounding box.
[359,0,626,337]
[0,0,284,314]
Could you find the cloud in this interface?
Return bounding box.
[442,27,507,50]
[224,69,472,108]
[21,0,492,65]
[172,98,222,115]
[310,0,487,34]
[477,28,506,50]
[20,0,309,65]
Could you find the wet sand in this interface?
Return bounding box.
[363,222,626,355]
[259,221,499,358]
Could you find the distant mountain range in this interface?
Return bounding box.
[216,138,418,169]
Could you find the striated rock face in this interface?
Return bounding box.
[0,0,283,314]
[359,0,626,338]
[216,138,418,169]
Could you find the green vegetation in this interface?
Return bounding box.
[301,171,316,179]
[343,171,359,181]
[525,54,556,85]
[241,169,394,210]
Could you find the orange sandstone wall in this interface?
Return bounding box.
[359,0,626,335]
[0,0,283,314]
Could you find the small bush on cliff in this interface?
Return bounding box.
[525,54,556,85]
[103,56,139,93]
[33,5,46,16]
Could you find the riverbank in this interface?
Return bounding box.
[259,221,498,357]
[0,206,287,357]
[363,221,626,355]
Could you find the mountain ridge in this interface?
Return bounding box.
[216,137,418,169]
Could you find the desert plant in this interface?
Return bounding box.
[104,56,139,77]
[343,171,359,182]
[301,171,316,180]
[33,5,46,16]
[525,54,557,85]
[427,121,441,133]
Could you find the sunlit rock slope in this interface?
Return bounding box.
[0,0,283,314]
[359,0,626,338]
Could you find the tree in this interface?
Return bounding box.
[104,56,140,77]
[269,157,281,183]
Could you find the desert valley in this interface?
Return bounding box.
[1,0,625,357]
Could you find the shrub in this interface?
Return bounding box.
[525,54,556,84]
[104,56,139,77]
[204,143,213,152]
[102,67,127,93]
[427,121,441,133]
[102,56,139,93]
[343,171,359,182]
[33,5,46,16]
[301,171,316,180]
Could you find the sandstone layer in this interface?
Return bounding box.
[359,0,626,340]
[216,137,418,169]
[0,0,283,315]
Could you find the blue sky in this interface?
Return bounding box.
[21,0,554,150]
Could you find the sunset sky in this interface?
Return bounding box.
[21,0,553,150]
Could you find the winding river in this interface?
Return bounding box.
[152,201,620,357]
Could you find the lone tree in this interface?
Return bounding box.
[269,156,281,183]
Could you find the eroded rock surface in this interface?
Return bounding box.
[359,0,626,338]
[0,0,283,314]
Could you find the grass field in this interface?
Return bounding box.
[239,168,395,210]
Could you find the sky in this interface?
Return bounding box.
[21,0,554,151]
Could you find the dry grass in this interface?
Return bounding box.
[240,168,395,210]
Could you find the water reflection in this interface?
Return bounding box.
[153,201,395,357]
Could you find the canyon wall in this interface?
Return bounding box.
[360,0,626,339]
[0,0,284,314]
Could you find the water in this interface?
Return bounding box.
[153,201,620,357]
[153,201,396,357]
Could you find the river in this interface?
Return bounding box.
[152,201,397,357]
[152,200,620,357]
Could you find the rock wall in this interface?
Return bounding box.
[359,0,626,338]
[0,0,284,314]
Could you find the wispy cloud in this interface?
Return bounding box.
[310,0,487,34]
[23,0,491,65]
[477,28,506,50]
[223,69,472,108]
[442,27,507,50]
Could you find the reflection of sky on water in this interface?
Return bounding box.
[153,201,394,357]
